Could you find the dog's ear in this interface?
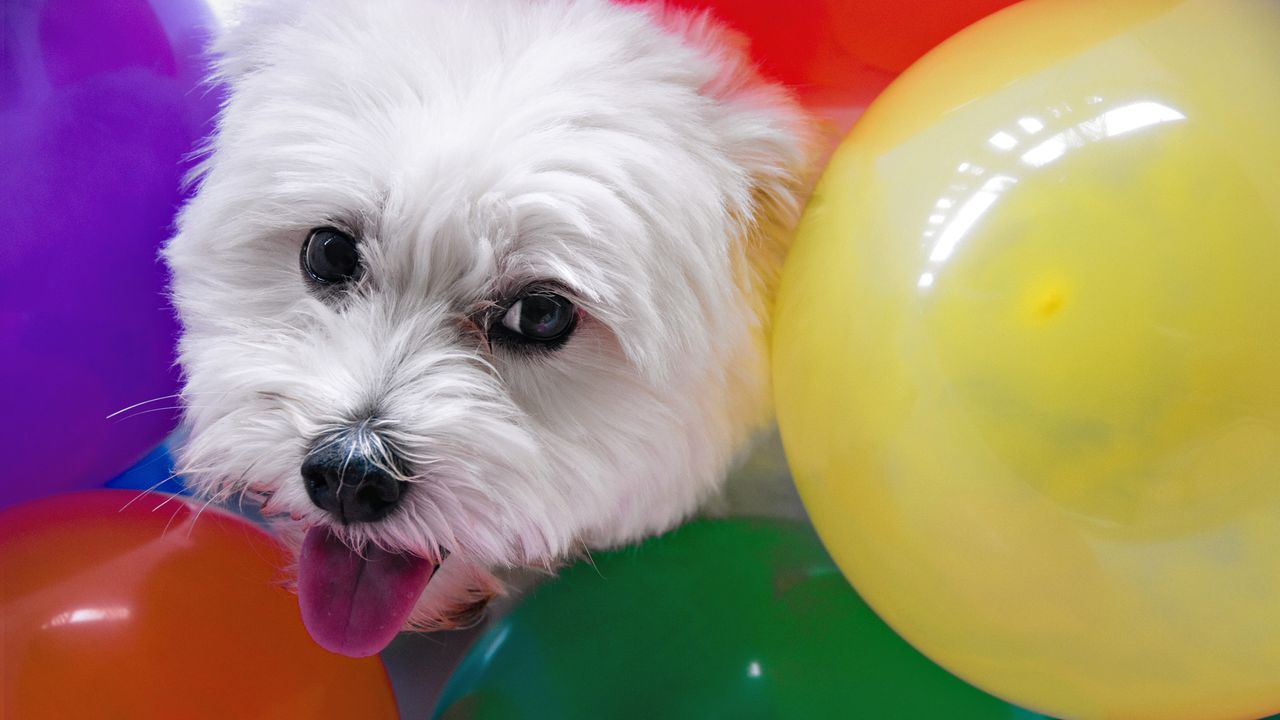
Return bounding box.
[710,76,815,309]
[207,0,311,83]
[655,6,817,311]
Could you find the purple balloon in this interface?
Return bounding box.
[0,0,218,508]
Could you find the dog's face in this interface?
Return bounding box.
[165,0,807,657]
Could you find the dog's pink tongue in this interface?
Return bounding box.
[298,526,436,658]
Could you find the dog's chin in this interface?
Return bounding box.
[289,523,504,657]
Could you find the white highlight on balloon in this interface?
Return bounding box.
[1020,101,1185,168]
[988,131,1019,150]
[1018,116,1046,134]
[42,606,132,629]
[928,174,1018,264]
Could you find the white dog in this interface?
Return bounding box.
[165,0,811,657]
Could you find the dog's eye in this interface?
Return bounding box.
[497,292,576,346]
[302,227,361,284]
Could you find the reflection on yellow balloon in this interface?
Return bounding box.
[772,1,1280,718]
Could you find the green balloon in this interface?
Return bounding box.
[435,519,1042,719]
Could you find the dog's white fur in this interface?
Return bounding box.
[165,0,810,629]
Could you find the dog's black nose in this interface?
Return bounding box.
[301,445,407,524]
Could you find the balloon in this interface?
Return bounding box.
[105,438,189,496]
[772,1,1280,718]
[636,0,1018,132]
[0,491,398,719]
[433,519,1038,719]
[0,0,219,509]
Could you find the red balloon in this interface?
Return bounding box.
[643,0,1020,133]
[0,491,398,719]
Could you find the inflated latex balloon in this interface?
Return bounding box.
[773,1,1280,718]
[0,491,397,719]
[434,520,1038,719]
[0,0,218,509]
[640,0,1017,131]
[105,439,188,496]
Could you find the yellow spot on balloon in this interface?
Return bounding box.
[1028,283,1068,322]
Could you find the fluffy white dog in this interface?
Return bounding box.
[165,0,811,657]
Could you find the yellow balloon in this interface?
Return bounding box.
[773,1,1280,718]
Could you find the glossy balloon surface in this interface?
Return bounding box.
[434,520,1037,719]
[773,1,1280,718]
[0,0,218,508]
[0,491,397,719]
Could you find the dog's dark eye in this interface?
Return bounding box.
[302,227,361,284]
[497,292,576,347]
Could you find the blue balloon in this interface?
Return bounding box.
[105,438,188,496]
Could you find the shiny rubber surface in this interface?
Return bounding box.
[0,491,397,719]
[773,1,1280,717]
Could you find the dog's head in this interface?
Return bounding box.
[165,0,808,656]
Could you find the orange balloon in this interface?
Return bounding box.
[0,491,398,719]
